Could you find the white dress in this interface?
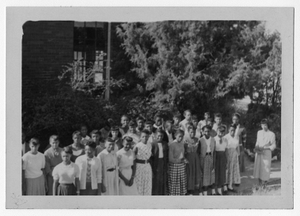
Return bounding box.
[117,149,139,195]
[253,130,276,181]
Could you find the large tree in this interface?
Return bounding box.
[117,21,265,116]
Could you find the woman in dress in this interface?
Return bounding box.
[214,125,228,195]
[75,141,102,195]
[225,124,241,192]
[151,129,169,195]
[68,131,85,162]
[22,138,47,195]
[168,129,188,196]
[199,125,216,195]
[52,146,80,195]
[253,119,276,187]
[116,136,139,195]
[97,138,119,195]
[184,126,201,195]
[134,129,152,195]
[44,135,63,195]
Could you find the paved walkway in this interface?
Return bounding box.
[232,155,281,194]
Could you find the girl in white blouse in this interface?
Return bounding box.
[253,119,276,187]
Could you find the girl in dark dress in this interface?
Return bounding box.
[184,126,201,195]
[214,125,228,195]
[151,129,169,195]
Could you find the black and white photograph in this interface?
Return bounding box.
[5,5,294,210]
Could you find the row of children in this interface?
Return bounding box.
[22,110,247,196]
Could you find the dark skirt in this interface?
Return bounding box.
[215,151,227,187]
[57,183,76,196]
[168,162,187,196]
[186,152,201,190]
[152,158,168,195]
[80,182,98,195]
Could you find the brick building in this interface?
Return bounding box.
[22,21,108,91]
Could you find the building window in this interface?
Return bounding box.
[74,21,106,83]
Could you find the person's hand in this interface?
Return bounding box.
[117,155,122,164]
[97,189,102,195]
[76,191,80,196]
[129,177,134,186]
[123,178,130,186]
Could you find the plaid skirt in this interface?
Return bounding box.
[168,162,187,195]
[202,154,215,187]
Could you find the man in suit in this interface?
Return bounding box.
[232,113,247,173]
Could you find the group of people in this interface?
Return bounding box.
[21,110,276,196]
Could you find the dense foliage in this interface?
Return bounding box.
[22,21,281,151]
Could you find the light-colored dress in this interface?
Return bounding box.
[253,130,276,181]
[225,134,241,185]
[134,142,152,195]
[22,152,46,195]
[117,148,139,195]
[97,149,119,195]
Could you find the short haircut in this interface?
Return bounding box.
[175,129,184,136]
[173,113,181,119]
[165,120,172,125]
[49,135,59,142]
[141,129,150,135]
[128,120,136,127]
[214,113,222,118]
[217,125,226,132]
[202,125,212,131]
[207,118,213,122]
[72,130,81,138]
[80,124,88,129]
[229,124,237,129]
[145,120,153,125]
[123,136,133,142]
[90,129,101,136]
[183,109,192,116]
[191,115,198,120]
[85,141,97,149]
[121,115,129,119]
[110,126,120,132]
[105,118,114,127]
[136,116,145,122]
[105,137,115,148]
[260,118,268,126]
[187,125,195,132]
[156,128,165,135]
[232,113,241,119]
[154,112,163,119]
[63,146,73,155]
[29,138,40,146]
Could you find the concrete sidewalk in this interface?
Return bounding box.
[233,155,281,194]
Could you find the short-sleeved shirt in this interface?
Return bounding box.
[214,136,228,151]
[52,162,80,184]
[22,152,45,179]
[225,134,239,149]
